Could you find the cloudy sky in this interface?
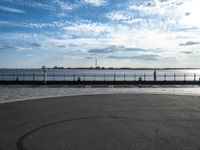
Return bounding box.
[0,0,200,68]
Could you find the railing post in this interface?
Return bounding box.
[174,73,176,81]
[73,74,75,81]
[114,73,116,81]
[53,73,55,81]
[154,69,157,81]
[2,73,4,81]
[164,73,166,81]
[33,73,35,81]
[184,74,186,81]
[134,73,136,81]
[194,73,196,81]
[23,73,25,82]
[44,72,47,84]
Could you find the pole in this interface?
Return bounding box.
[194,73,196,81]
[95,56,97,68]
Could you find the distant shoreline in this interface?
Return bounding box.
[1,67,200,70]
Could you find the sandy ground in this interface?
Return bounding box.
[0,85,200,103]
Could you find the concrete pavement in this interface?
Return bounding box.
[0,94,200,150]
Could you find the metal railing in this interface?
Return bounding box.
[0,72,200,82]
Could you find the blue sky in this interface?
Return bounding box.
[0,0,200,68]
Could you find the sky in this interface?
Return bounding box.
[0,0,200,68]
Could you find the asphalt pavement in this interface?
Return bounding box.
[0,94,200,150]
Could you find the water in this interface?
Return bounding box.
[0,68,200,81]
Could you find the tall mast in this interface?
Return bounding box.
[95,56,97,68]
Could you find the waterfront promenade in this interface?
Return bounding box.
[1,94,200,150]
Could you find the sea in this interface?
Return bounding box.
[0,68,200,81]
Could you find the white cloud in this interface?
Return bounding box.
[0,6,25,13]
[106,11,132,21]
[82,0,107,6]
[178,0,200,28]
[128,0,200,30]
[64,22,112,38]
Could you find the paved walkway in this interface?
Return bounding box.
[0,94,200,150]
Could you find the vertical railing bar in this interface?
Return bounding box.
[73,73,75,81]
[184,73,186,81]
[134,73,136,81]
[174,73,176,81]
[33,73,35,82]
